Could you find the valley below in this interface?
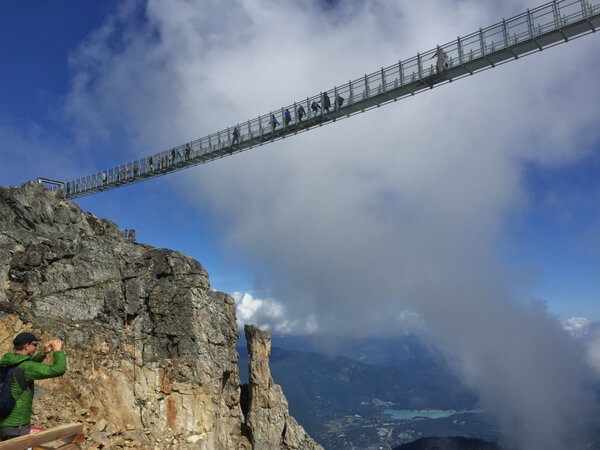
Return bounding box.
[237,337,502,449]
[314,406,499,449]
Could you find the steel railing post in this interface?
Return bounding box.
[399,60,404,86]
[552,0,560,29]
[479,28,486,56]
[348,80,353,104]
[334,86,338,111]
[579,0,588,19]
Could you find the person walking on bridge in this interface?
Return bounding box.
[0,332,66,441]
[284,109,292,126]
[231,126,240,147]
[297,105,306,121]
[322,92,331,111]
[431,46,445,73]
[311,101,321,114]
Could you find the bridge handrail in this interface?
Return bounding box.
[50,0,600,198]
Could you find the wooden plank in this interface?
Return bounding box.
[33,444,79,450]
[0,424,83,449]
[30,439,80,449]
[54,444,79,450]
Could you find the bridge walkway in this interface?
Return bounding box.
[41,0,599,199]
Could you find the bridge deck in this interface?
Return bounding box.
[41,0,600,199]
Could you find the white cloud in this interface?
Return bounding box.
[396,310,426,334]
[232,291,317,335]
[565,320,600,375]
[586,327,600,374]
[564,316,591,338]
[233,290,425,336]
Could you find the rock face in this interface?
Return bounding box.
[0,182,322,450]
[244,325,319,450]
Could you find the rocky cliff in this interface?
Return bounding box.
[0,182,322,450]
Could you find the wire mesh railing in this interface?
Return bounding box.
[40,0,599,198]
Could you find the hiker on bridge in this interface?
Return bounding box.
[297,105,306,121]
[231,126,240,147]
[322,92,331,111]
[0,332,67,441]
[311,101,321,114]
[431,46,446,73]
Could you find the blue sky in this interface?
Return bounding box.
[0,2,118,133]
[2,1,600,446]
[510,154,600,318]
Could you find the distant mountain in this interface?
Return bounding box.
[394,436,502,449]
[239,332,440,365]
[237,343,477,434]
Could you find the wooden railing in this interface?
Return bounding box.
[0,423,84,450]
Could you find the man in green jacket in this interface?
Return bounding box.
[0,332,67,441]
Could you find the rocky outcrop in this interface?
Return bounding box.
[0,182,321,449]
[243,325,321,450]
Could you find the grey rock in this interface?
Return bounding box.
[244,324,322,450]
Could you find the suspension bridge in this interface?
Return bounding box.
[39,0,600,199]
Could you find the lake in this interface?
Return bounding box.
[383,409,481,420]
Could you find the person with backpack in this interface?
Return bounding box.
[430,46,446,73]
[0,332,66,441]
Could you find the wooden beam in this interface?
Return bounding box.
[0,423,83,449]
[53,444,79,450]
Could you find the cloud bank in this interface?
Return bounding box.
[55,0,600,448]
[232,291,318,335]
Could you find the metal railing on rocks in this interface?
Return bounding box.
[120,229,136,241]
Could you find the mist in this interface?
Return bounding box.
[53,0,600,447]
